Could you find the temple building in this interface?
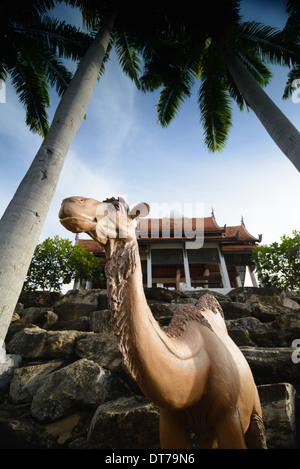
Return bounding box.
[76,212,262,293]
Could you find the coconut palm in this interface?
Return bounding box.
[0,4,115,346]
[140,3,300,171]
[0,0,92,136]
[0,0,191,345]
[217,22,300,171]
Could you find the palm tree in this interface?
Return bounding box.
[0,0,92,136]
[0,4,115,346]
[140,2,300,171]
[0,0,187,345]
[217,22,300,172]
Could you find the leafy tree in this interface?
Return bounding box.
[252,230,300,292]
[0,0,92,136]
[24,236,103,291]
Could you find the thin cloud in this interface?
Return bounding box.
[41,150,125,241]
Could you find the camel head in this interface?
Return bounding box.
[59,196,150,256]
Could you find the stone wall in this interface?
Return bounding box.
[0,286,299,449]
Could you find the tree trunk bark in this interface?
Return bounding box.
[218,42,300,173]
[0,14,115,346]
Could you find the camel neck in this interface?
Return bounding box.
[105,239,139,296]
[105,239,153,383]
[105,239,210,409]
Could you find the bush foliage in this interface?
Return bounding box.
[252,230,300,292]
[24,236,104,291]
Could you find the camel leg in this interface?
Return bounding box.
[159,408,192,449]
[244,413,267,449]
[216,409,246,449]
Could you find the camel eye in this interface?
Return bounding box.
[114,203,120,211]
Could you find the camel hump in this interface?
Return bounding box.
[166,303,214,338]
[195,293,224,318]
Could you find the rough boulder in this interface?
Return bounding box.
[0,287,299,449]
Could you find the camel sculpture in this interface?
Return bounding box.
[59,196,267,449]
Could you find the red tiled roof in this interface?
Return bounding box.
[136,217,259,243]
[136,216,224,239]
[77,217,260,253]
[223,224,260,242]
[221,244,256,253]
[77,239,101,254]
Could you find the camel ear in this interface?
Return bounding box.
[128,202,150,219]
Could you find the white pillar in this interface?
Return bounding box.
[182,247,192,290]
[147,246,152,288]
[235,275,242,287]
[248,265,258,287]
[217,247,231,288]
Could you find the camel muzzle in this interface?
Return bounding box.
[59,197,98,233]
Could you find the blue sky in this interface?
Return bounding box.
[0,0,299,251]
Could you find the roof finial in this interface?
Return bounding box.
[211,207,215,217]
[241,215,244,225]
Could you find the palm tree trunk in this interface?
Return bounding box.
[0,13,115,346]
[218,42,300,173]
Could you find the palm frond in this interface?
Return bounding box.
[67,0,105,31]
[11,16,92,62]
[140,56,164,92]
[224,72,249,111]
[39,16,92,59]
[36,47,73,96]
[236,49,272,87]
[156,64,196,126]
[157,83,189,127]
[1,5,95,136]
[97,39,112,80]
[9,55,50,136]
[114,32,142,88]
[199,45,232,152]
[237,21,297,67]
[0,61,8,82]
[283,63,300,99]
